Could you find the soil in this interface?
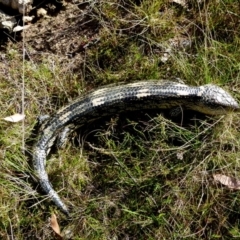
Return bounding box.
[1,1,101,63]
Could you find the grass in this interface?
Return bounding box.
[0,0,240,239]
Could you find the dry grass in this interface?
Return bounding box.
[0,0,240,239]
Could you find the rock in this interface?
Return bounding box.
[0,9,16,31]
[0,0,33,31]
[0,0,33,13]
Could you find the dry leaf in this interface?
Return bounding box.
[3,113,25,122]
[213,174,240,190]
[50,214,62,239]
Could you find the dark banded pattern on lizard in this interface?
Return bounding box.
[32,80,239,216]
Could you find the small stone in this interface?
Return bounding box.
[37,8,47,18]
[23,16,34,22]
[13,24,30,32]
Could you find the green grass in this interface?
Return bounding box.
[0,0,240,239]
